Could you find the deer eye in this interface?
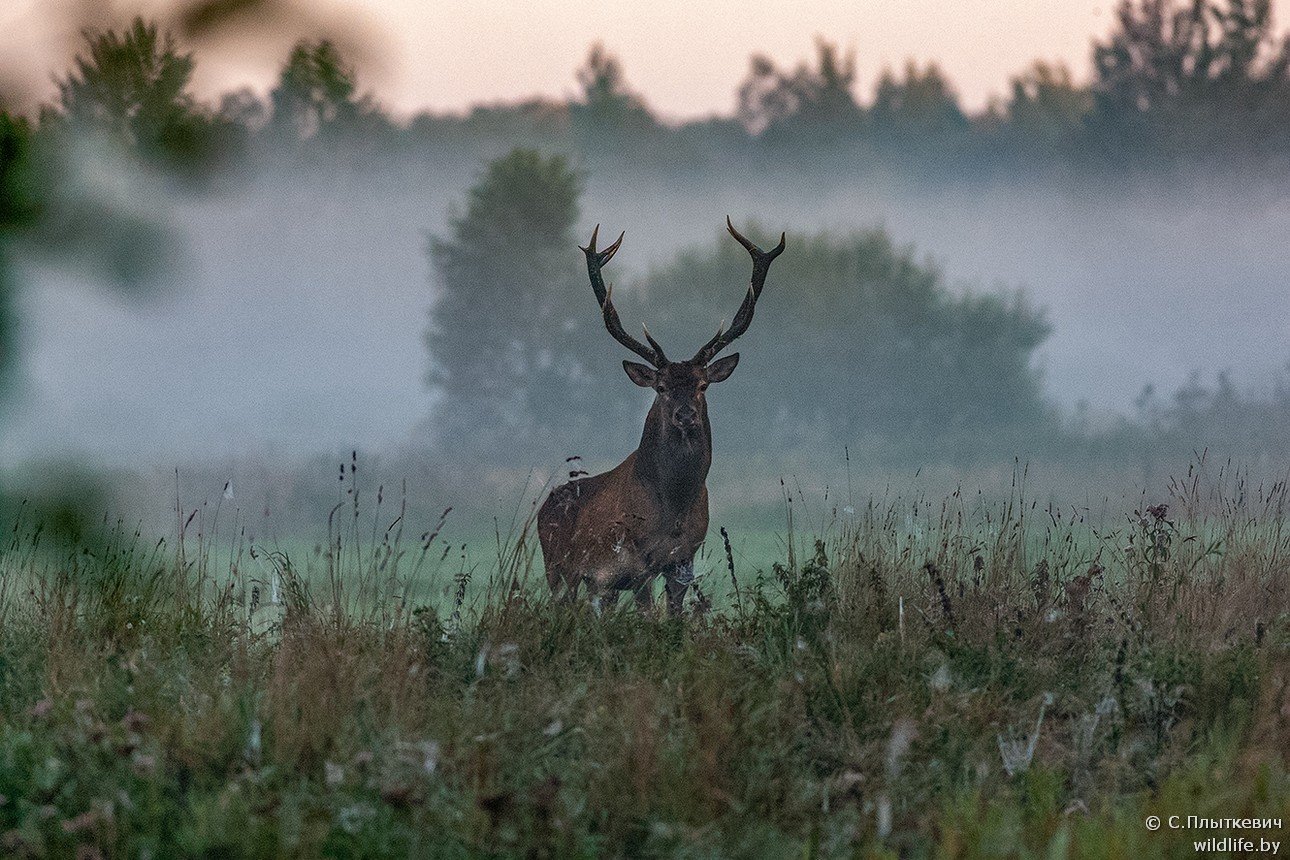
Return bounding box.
[698,382,708,392]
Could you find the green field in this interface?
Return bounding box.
[0,476,1287,858]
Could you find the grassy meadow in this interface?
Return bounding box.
[7,6,1290,858]
[0,461,1287,858]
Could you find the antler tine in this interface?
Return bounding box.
[692,218,786,364]
[641,324,668,364]
[601,230,625,264]
[581,226,666,367]
[726,215,786,259]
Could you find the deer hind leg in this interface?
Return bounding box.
[547,567,580,605]
[663,560,696,618]
[633,577,657,615]
[588,581,616,616]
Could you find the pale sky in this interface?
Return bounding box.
[0,0,1146,118]
[4,0,1290,117]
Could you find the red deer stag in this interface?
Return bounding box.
[538,218,785,616]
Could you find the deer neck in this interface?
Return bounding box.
[636,398,712,513]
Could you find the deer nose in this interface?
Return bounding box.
[674,405,697,425]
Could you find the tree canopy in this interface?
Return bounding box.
[426,149,627,461]
[50,17,235,173]
[637,228,1052,454]
[12,8,1290,180]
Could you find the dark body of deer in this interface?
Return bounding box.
[538,219,785,616]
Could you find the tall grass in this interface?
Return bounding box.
[0,459,1285,857]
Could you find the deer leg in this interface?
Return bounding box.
[633,578,657,614]
[583,578,607,616]
[663,560,695,618]
[663,577,687,617]
[550,572,579,605]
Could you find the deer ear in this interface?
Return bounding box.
[623,360,658,388]
[705,353,739,383]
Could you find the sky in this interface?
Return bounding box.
[8,0,1277,119]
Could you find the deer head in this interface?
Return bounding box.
[581,218,785,442]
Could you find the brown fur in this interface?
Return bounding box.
[539,364,716,615]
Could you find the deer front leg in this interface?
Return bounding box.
[551,572,580,605]
[663,560,696,618]
[633,577,657,614]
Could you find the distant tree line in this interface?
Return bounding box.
[1130,368,1290,458]
[283,0,1290,178]
[251,0,1290,179]
[7,1,1290,189]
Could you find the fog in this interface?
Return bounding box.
[4,0,1290,535]
[3,163,1288,468]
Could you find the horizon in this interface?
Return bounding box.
[12,0,1290,120]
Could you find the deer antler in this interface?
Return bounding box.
[582,225,668,367]
[691,217,786,365]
